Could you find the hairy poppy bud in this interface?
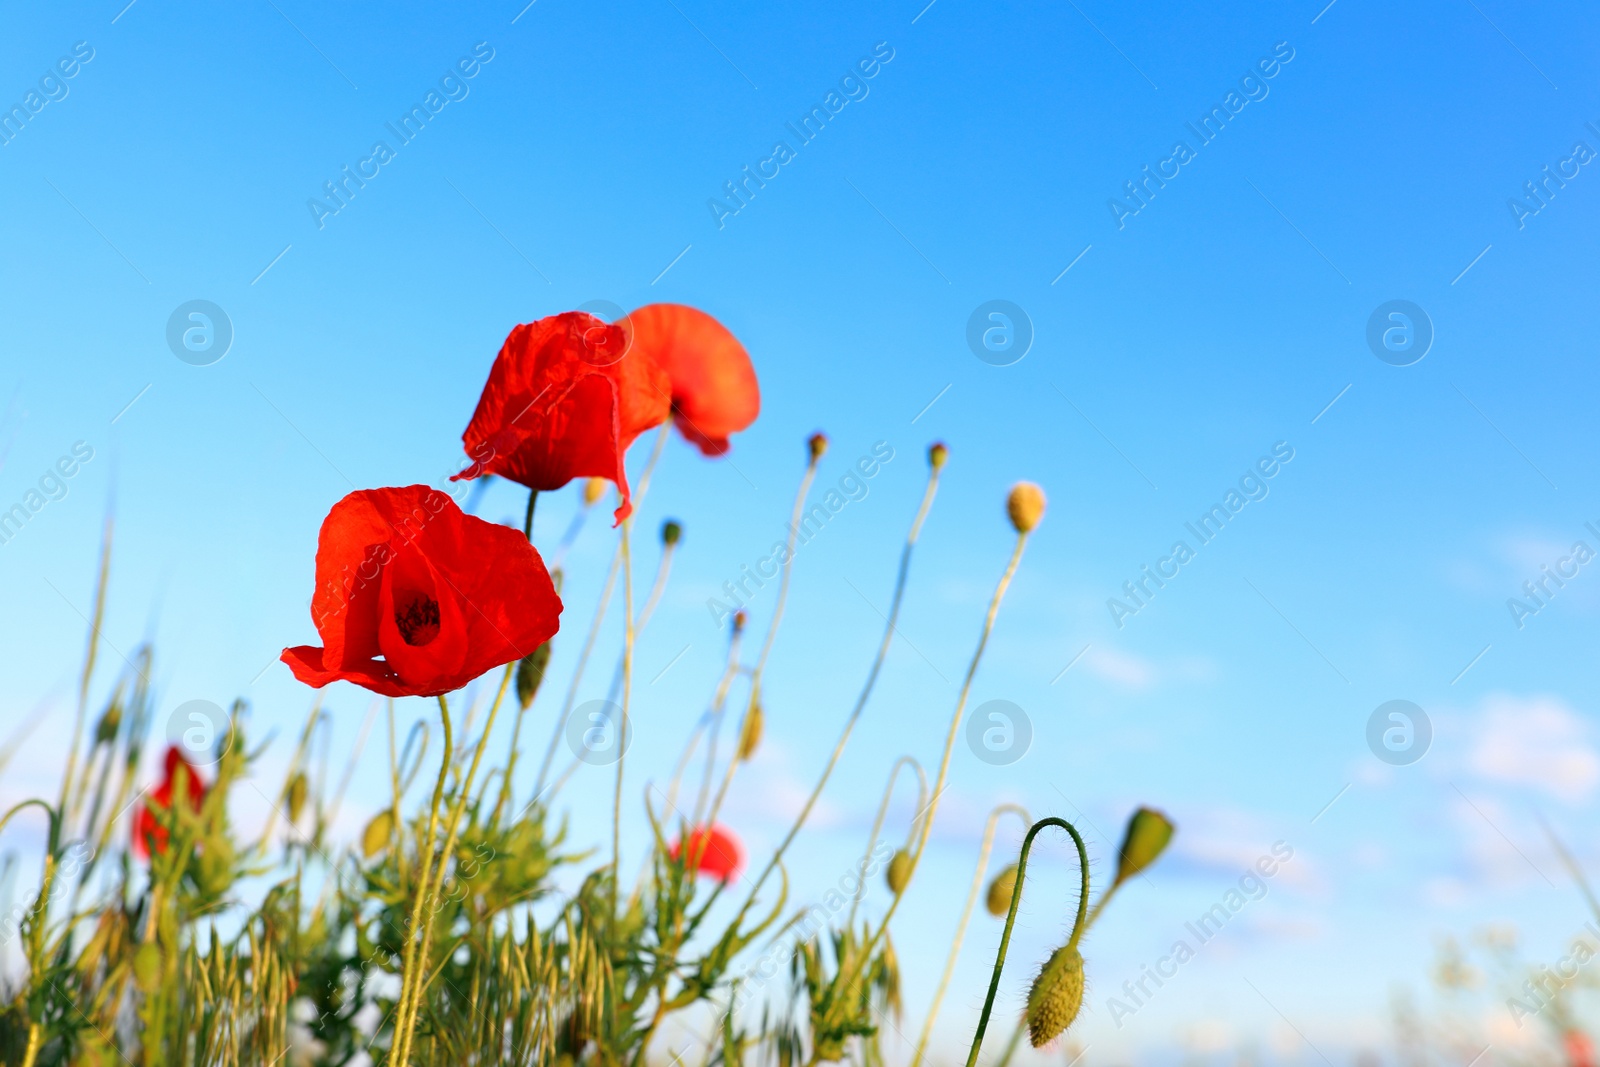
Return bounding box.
[886,849,913,894]
[1026,945,1084,1047]
[985,863,1018,917]
[582,477,606,506]
[1006,482,1046,534]
[662,519,683,546]
[95,699,123,745]
[516,641,553,710]
[928,442,948,471]
[808,432,828,462]
[286,772,308,825]
[362,809,395,858]
[1115,806,1174,885]
[737,698,764,761]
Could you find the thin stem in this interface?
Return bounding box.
[965,817,1090,1067]
[57,517,111,846]
[845,756,928,931]
[733,464,943,919]
[612,517,636,914]
[523,487,539,540]
[843,530,1031,988]
[391,695,454,1067]
[912,803,1030,1067]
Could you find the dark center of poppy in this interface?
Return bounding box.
[395,594,441,646]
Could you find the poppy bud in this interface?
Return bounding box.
[737,698,764,761]
[732,610,747,634]
[1025,945,1084,1047]
[516,641,553,710]
[362,809,395,858]
[886,849,913,895]
[662,519,682,546]
[928,442,948,471]
[1006,482,1046,534]
[133,941,162,992]
[286,772,308,825]
[94,699,123,745]
[1114,806,1174,885]
[808,432,828,462]
[582,477,606,506]
[985,863,1018,917]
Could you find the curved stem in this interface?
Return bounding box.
[843,530,1031,991]
[845,756,927,931]
[733,464,943,920]
[912,803,1030,1067]
[391,695,454,1067]
[965,817,1089,1067]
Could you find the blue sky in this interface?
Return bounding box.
[3,0,1600,1061]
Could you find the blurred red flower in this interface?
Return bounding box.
[1566,1031,1594,1067]
[281,485,562,698]
[669,824,744,883]
[132,746,206,860]
[622,303,759,456]
[453,311,670,524]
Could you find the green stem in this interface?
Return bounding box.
[612,516,635,914]
[391,694,454,1067]
[522,487,538,540]
[965,817,1089,1067]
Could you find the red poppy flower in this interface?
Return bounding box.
[1567,1032,1595,1067]
[132,746,206,860]
[668,824,744,883]
[280,485,562,698]
[621,304,759,456]
[452,312,671,524]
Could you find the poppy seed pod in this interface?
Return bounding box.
[985,863,1018,917]
[362,809,395,859]
[286,772,309,825]
[1025,944,1084,1047]
[662,519,682,546]
[808,432,828,462]
[886,849,913,895]
[1007,482,1046,534]
[928,442,948,471]
[737,698,764,761]
[582,477,606,506]
[1115,806,1175,885]
[517,641,553,710]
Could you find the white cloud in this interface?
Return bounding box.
[1466,693,1600,803]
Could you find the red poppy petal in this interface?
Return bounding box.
[622,304,758,455]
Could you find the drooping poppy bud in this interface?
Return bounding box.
[986,863,1018,917]
[1114,807,1175,885]
[1026,945,1084,1047]
[362,809,395,858]
[736,697,763,761]
[516,640,553,710]
[1007,482,1046,534]
[886,849,913,894]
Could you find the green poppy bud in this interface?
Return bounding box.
[928,442,948,470]
[886,849,913,895]
[516,641,553,710]
[1025,945,1084,1047]
[808,432,828,462]
[1115,806,1175,885]
[94,698,123,745]
[286,772,308,825]
[662,519,683,546]
[985,863,1018,917]
[362,809,395,859]
[737,698,764,761]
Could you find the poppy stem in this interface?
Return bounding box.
[522,488,538,541]
[911,802,1030,1067]
[965,817,1089,1067]
[391,694,453,1067]
[612,516,635,914]
[844,755,928,932]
